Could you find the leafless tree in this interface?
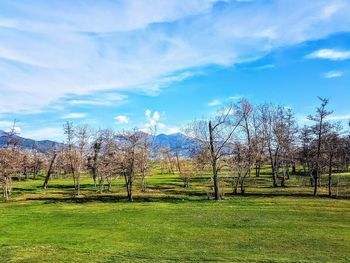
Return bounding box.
[177,159,197,188]
[116,129,144,202]
[63,122,90,196]
[259,104,297,187]
[96,129,118,193]
[308,97,333,196]
[89,131,103,187]
[187,103,243,200]
[157,147,176,174]
[323,124,342,197]
[0,148,20,201]
[135,128,156,192]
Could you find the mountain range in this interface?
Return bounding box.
[0,130,63,152]
[0,130,198,156]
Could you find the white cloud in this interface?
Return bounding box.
[327,114,350,121]
[1,0,350,113]
[145,109,152,118]
[216,107,235,116]
[68,93,127,106]
[115,115,129,124]
[144,109,165,131]
[153,111,160,121]
[0,120,21,134]
[61,113,86,119]
[208,99,222,107]
[324,71,344,78]
[228,96,243,101]
[298,113,350,124]
[306,49,350,61]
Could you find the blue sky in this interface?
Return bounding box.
[0,0,350,141]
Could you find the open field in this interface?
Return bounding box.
[1,172,350,262]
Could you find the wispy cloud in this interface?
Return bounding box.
[306,49,350,61]
[208,99,222,107]
[298,113,350,124]
[228,96,243,101]
[1,0,350,114]
[115,115,129,124]
[327,114,350,121]
[61,113,86,119]
[323,71,344,78]
[68,93,127,106]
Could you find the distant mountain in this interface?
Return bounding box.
[0,130,62,152]
[0,130,199,156]
[152,133,199,157]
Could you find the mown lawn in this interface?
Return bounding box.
[1,173,350,262]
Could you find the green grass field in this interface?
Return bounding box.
[1,172,350,262]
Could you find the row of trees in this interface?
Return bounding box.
[1,97,349,201]
[188,97,349,199]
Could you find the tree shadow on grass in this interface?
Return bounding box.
[226,192,350,200]
[22,194,210,204]
[17,190,349,205]
[37,184,95,190]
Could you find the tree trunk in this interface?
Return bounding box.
[255,164,261,177]
[209,121,220,200]
[107,176,111,192]
[272,168,277,187]
[43,153,57,189]
[313,169,318,196]
[128,181,133,202]
[292,163,296,174]
[141,176,146,192]
[99,177,104,194]
[328,154,333,197]
[240,178,245,194]
[76,172,80,196]
[184,178,189,188]
[233,176,239,194]
[141,169,147,192]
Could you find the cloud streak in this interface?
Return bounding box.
[306,49,350,61]
[1,0,350,114]
[61,113,86,119]
[324,71,344,78]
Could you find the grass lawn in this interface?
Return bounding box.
[1,173,350,262]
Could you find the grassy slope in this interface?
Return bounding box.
[1,173,350,262]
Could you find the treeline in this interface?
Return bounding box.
[1,97,349,202]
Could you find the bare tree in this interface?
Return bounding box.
[188,103,243,200]
[75,125,90,196]
[97,129,118,193]
[135,129,156,192]
[0,120,21,201]
[89,132,102,187]
[63,122,90,196]
[324,125,342,197]
[157,147,176,174]
[116,129,144,202]
[0,148,20,201]
[308,97,333,196]
[259,104,297,187]
[177,159,197,188]
[31,148,44,180]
